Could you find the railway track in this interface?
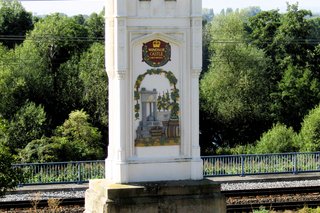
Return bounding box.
[1,186,320,212]
[224,186,320,212]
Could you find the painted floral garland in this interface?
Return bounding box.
[134,68,179,120]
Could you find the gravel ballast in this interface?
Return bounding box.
[2,179,320,202]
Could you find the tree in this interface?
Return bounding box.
[247,3,320,132]
[247,5,316,81]
[241,7,262,17]
[52,57,85,123]
[28,13,89,67]
[0,0,33,48]
[201,19,212,76]
[19,110,104,162]
[271,65,320,130]
[299,105,320,152]
[0,45,29,119]
[273,4,312,68]
[255,123,298,154]
[6,102,46,152]
[79,43,108,129]
[200,12,272,148]
[13,40,54,115]
[85,12,104,41]
[25,13,90,126]
[307,16,320,78]
[0,144,21,197]
[56,110,103,155]
[19,136,67,163]
[247,10,281,61]
[72,14,86,25]
[0,116,6,142]
[309,44,320,79]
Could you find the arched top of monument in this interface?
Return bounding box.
[131,32,182,47]
[105,0,202,18]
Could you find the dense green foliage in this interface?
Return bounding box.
[1,0,320,194]
[254,123,298,154]
[0,144,21,197]
[0,1,107,193]
[201,4,320,154]
[0,0,33,48]
[0,0,106,162]
[6,102,46,153]
[19,110,104,162]
[200,12,272,150]
[79,43,108,130]
[299,105,320,152]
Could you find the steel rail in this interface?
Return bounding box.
[222,185,320,196]
[224,186,320,212]
[228,201,320,212]
[2,186,320,211]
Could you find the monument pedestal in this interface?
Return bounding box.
[85,179,226,213]
[105,158,203,183]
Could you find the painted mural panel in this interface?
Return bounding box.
[133,38,180,147]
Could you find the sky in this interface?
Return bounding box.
[19,0,320,16]
[203,0,320,13]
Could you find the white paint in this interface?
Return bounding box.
[135,146,180,158]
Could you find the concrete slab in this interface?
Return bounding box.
[85,179,226,213]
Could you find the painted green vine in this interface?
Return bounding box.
[134,68,179,120]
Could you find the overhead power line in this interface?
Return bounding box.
[0,35,104,42]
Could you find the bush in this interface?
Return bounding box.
[56,110,104,159]
[0,144,22,197]
[299,104,320,152]
[215,144,255,155]
[255,123,298,154]
[19,110,104,162]
[18,136,66,162]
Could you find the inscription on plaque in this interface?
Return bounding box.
[142,39,171,67]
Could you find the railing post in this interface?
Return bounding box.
[241,155,245,177]
[15,165,23,187]
[293,152,298,174]
[77,162,82,184]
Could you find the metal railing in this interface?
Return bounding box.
[12,152,320,185]
[202,152,320,177]
[13,160,105,185]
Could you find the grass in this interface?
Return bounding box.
[28,192,63,213]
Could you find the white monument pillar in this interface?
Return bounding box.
[85,1,227,212]
[105,0,203,183]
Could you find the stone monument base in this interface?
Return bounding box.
[85,179,226,213]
